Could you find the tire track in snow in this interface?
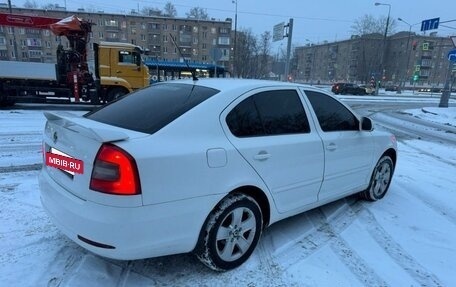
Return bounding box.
[396,180,456,226]
[326,198,444,286]
[391,111,456,133]
[311,207,388,287]
[0,143,42,152]
[115,261,133,287]
[352,202,444,287]
[45,247,85,287]
[371,113,456,145]
[0,233,61,265]
[269,200,360,272]
[267,212,336,271]
[0,131,42,137]
[266,197,386,287]
[58,255,159,286]
[268,196,444,286]
[374,122,418,141]
[0,133,42,148]
[256,241,292,287]
[400,140,455,167]
[0,163,42,173]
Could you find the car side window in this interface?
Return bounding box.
[305,90,359,132]
[226,89,310,137]
[225,96,263,137]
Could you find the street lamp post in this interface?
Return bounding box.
[375,2,391,39]
[7,0,19,61]
[374,2,391,95]
[232,0,238,77]
[398,17,413,91]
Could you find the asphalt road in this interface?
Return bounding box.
[344,98,456,144]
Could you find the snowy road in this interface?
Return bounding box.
[1,101,455,286]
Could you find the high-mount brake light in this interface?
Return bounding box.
[90,144,141,195]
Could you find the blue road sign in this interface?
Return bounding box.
[421,17,440,32]
[448,49,456,62]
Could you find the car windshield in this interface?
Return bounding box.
[85,83,220,134]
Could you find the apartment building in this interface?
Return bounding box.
[0,7,233,69]
[295,32,454,87]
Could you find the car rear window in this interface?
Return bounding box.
[85,83,219,134]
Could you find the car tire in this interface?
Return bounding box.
[359,155,394,201]
[195,193,263,271]
[90,93,100,105]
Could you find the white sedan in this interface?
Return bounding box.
[39,79,397,271]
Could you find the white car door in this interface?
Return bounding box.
[221,88,325,213]
[303,90,374,201]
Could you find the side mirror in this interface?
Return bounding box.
[135,54,142,66]
[361,117,374,131]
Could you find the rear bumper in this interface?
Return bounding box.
[39,169,220,260]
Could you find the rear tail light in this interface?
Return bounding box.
[90,144,141,195]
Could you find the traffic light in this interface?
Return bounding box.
[422,42,429,51]
[413,74,419,82]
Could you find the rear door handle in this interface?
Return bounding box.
[254,151,271,161]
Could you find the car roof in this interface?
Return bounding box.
[158,78,316,93]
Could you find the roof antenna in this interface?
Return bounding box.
[169,33,198,82]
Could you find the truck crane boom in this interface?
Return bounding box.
[0,12,149,106]
[0,12,93,103]
[0,13,91,55]
[0,13,60,29]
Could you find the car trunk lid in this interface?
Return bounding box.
[42,111,146,207]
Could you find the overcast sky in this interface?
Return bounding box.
[9,0,456,46]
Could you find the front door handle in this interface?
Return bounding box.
[254,151,271,161]
[326,143,337,151]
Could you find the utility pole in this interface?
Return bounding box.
[232,0,238,77]
[439,51,456,108]
[7,0,19,61]
[284,18,293,81]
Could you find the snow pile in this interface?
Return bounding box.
[407,107,456,127]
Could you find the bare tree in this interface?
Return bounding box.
[23,0,38,8]
[236,29,259,78]
[379,17,396,35]
[141,7,162,16]
[42,3,61,10]
[186,7,209,20]
[83,6,98,13]
[257,31,272,78]
[351,14,396,36]
[163,2,177,17]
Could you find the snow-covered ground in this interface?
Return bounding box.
[0,104,455,286]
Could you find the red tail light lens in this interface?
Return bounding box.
[90,144,141,195]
